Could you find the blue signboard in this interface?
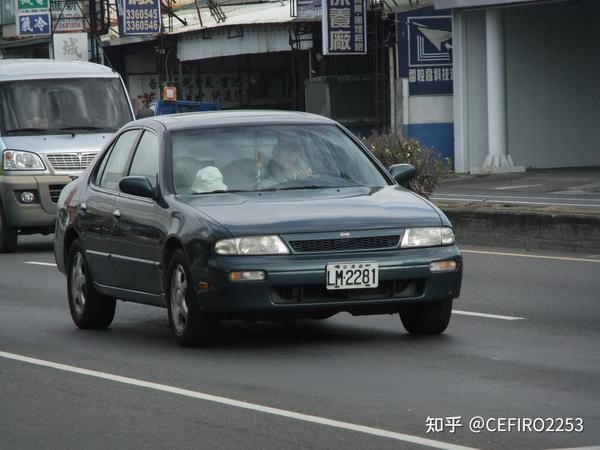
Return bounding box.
[16,12,51,35]
[322,0,367,55]
[122,0,160,35]
[397,7,453,95]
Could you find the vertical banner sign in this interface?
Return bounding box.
[397,6,453,95]
[16,0,51,36]
[322,0,367,55]
[123,0,161,35]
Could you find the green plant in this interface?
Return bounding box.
[362,132,451,198]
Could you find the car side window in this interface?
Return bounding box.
[128,130,159,187]
[97,130,139,191]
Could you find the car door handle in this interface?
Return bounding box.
[112,209,121,219]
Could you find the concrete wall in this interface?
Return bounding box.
[505,0,600,168]
[456,0,600,171]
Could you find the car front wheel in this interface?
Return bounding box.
[166,249,219,347]
[400,298,453,334]
[67,239,116,329]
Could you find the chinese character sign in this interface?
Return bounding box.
[322,0,367,55]
[397,6,453,95]
[16,0,49,12]
[53,33,88,61]
[123,0,161,35]
[16,12,51,35]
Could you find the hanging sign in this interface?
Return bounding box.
[322,0,367,55]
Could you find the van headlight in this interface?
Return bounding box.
[215,236,290,255]
[401,227,455,248]
[3,150,45,171]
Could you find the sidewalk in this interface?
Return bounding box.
[432,168,600,254]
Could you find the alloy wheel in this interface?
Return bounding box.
[170,264,189,334]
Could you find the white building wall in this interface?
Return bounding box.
[455,0,600,172]
[505,1,600,168]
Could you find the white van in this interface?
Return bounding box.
[0,59,134,252]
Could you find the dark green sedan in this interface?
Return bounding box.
[54,111,462,346]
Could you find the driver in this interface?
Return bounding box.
[263,138,311,186]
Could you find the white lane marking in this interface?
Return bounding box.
[433,197,600,208]
[0,351,475,450]
[548,447,600,450]
[24,261,57,267]
[453,310,524,321]
[492,184,543,190]
[461,249,600,264]
[435,193,600,202]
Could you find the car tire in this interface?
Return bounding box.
[166,249,219,347]
[400,298,453,334]
[0,202,18,253]
[67,239,116,329]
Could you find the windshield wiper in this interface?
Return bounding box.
[261,185,333,191]
[4,127,47,134]
[189,189,249,195]
[60,126,112,132]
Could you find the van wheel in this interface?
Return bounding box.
[400,299,453,334]
[0,203,18,253]
[67,239,116,329]
[166,249,219,347]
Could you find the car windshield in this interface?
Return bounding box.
[0,78,132,136]
[171,124,390,194]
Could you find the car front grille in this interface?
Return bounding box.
[289,235,401,253]
[49,184,67,203]
[271,279,424,304]
[46,152,96,171]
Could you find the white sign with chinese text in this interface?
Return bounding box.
[53,32,89,61]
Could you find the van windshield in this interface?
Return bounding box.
[0,78,132,136]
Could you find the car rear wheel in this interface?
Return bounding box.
[0,203,18,253]
[67,239,116,329]
[166,249,219,347]
[400,298,453,334]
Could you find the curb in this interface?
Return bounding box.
[439,204,600,254]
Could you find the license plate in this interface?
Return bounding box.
[326,262,379,290]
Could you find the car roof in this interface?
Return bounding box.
[0,59,119,82]
[132,110,337,131]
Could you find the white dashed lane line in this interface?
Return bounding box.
[24,261,57,267]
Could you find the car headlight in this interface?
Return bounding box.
[3,150,45,171]
[401,227,455,248]
[215,236,290,255]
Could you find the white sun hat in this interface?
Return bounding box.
[191,166,228,193]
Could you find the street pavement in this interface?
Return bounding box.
[433,167,600,209]
[1,236,599,450]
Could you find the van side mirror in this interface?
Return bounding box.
[388,164,416,184]
[119,176,156,199]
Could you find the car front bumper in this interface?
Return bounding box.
[0,175,71,229]
[193,245,462,318]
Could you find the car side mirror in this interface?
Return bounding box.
[119,176,156,199]
[388,164,416,184]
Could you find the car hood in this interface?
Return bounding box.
[181,186,443,236]
[1,133,112,154]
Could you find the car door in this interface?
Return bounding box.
[110,129,165,296]
[79,129,140,286]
